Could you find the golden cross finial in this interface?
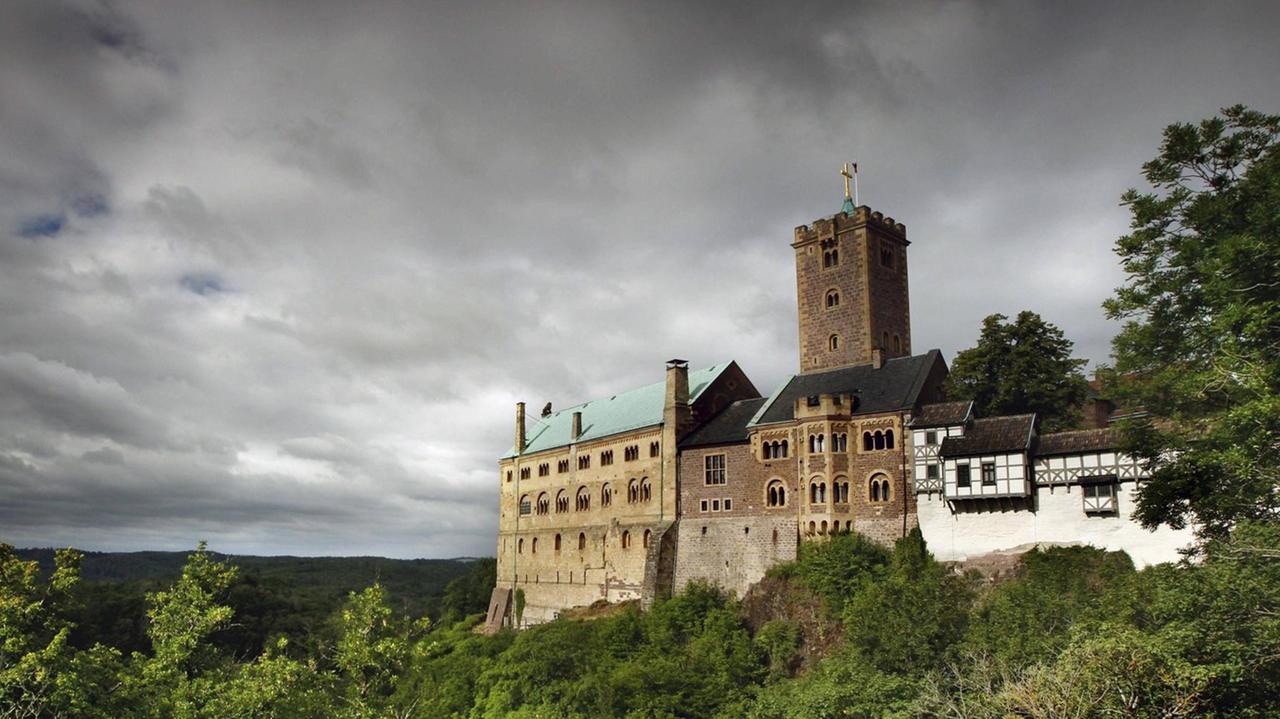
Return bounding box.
[841,162,853,199]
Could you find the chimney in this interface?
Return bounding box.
[515,402,527,454]
[571,411,583,440]
[664,359,692,439]
[871,348,884,369]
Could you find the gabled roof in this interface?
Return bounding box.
[1035,428,1121,457]
[940,415,1036,458]
[910,400,974,428]
[749,350,944,427]
[503,363,735,458]
[680,398,768,449]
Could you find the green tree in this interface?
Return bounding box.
[945,311,1089,432]
[1103,105,1280,538]
[0,545,123,718]
[842,530,971,676]
[334,583,424,718]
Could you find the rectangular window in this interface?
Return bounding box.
[926,463,939,479]
[700,499,708,512]
[711,499,721,511]
[925,430,937,446]
[723,498,732,511]
[981,462,997,485]
[956,464,971,488]
[704,454,726,485]
[1083,482,1118,514]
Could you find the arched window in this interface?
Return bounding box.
[826,289,840,308]
[536,492,549,515]
[863,432,873,451]
[780,439,788,457]
[817,434,825,452]
[643,529,652,548]
[601,483,612,507]
[640,478,652,502]
[578,532,586,551]
[893,335,902,353]
[882,331,890,348]
[831,249,839,265]
[767,480,786,507]
[874,431,885,450]
[531,537,538,554]
[628,480,639,504]
[622,531,631,549]
[576,486,590,511]
[808,435,816,453]
[554,533,561,552]
[820,520,828,535]
[763,442,772,460]
[810,482,818,503]
[869,474,891,503]
[829,334,840,351]
[518,538,524,554]
[555,490,569,513]
[885,429,895,449]
[808,521,816,535]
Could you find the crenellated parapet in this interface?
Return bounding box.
[793,205,908,247]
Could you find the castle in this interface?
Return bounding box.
[484,189,1195,630]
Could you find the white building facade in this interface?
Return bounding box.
[910,402,1196,567]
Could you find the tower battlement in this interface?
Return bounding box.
[793,205,908,244]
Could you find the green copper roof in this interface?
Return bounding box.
[841,197,856,214]
[503,363,733,459]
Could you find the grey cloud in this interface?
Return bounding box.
[0,0,1277,557]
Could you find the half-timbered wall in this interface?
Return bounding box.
[942,451,1029,499]
[911,425,964,493]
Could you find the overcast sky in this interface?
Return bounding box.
[2,0,1278,558]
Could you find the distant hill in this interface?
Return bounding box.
[13,547,494,656]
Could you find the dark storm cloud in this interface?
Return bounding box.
[1,0,1277,557]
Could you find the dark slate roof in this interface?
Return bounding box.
[940,415,1036,458]
[910,400,973,428]
[750,350,944,426]
[681,398,768,448]
[1035,428,1121,457]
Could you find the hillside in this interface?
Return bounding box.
[14,547,492,657]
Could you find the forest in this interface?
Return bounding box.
[3,523,1278,718]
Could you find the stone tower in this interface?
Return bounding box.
[793,205,911,373]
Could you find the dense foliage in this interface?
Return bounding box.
[945,310,1090,432]
[4,525,1278,718]
[1103,105,1280,539]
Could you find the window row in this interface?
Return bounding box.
[698,497,733,512]
[518,479,652,516]
[880,331,903,354]
[803,430,896,454]
[807,474,892,504]
[762,439,789,459]
[515,528,652,555]
[808,433,851,453]
[506,442,663,482]
[807,519,853,535]
[954,462,996,488]
[861,429,895,451]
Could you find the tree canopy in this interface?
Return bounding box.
[945,310,1089,432]
[1103,105,1280,538]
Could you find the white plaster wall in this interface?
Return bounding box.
[916,482,1196,567]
